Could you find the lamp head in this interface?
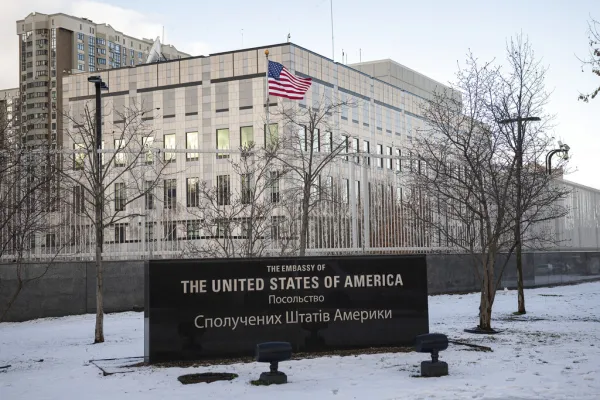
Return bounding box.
[87,75,102,83]
[100,82,109,91]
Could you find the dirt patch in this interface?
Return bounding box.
[178,372,238,384]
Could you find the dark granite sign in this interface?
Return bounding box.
[145,255,429,363]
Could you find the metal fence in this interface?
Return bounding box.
[1,148,599,261]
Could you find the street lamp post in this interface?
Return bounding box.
[87,75,108,343]
[88,76,109,195]
[498,115,540,315]
[546,143,570,175]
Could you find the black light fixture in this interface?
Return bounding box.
[415,333,449,377]
[498,116,541,125]
[546,142,570,175]
[255,342,292,384]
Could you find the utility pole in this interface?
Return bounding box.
[87,75,108,342]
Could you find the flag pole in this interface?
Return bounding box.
[265,50,270,139]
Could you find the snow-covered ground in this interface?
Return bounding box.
[1,282,599,400]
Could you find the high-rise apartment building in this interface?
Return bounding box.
[0,88,20,147]
[15,12,190,148]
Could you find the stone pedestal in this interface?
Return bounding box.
[421,361,448,377]
[259,371,287,384]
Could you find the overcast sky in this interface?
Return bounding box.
[2,0,598,189]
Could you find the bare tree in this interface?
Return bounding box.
[495,34,570,314]
[578,17,600,102]
[269,96,356,256]
[406,54,519,332]
[61,100,168,343]
[0,93,69,321]
[182,141,286,258]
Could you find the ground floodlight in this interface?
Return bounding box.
[255,342,292,384]
[415,333,449,377]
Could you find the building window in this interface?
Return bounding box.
[216,128,230,159]
[341,93,348,120]
[342,135,349,161]
[89,55,95,65]
[241,173,253,204]
[386,109,392,133]
[364,140,371,166]
[186,131,198,161]
[73,185,85,213]
[164,133,176,163]
[186,177,199,207]
[97,58,106,65]
[73,143,85,170]
[323,131,333,153]
[96,38,106,46]
[395,148,402,172]
[114,224,126,243]
[298,126,307,151]
[217,175,230,206]
[114,183,126,211]
[187,221,201,239]
[89,66,96,72]
[353,138,360,163]
[77,43,84,51]
[164,179,177,209]
[240,126,254,148]
[386,146,393,169]
[342,178,349,204]
[143,136,154,164]
[45,234,56,248]
[144,181,154,210]
[264,123,278,148]
[114,139,126,166]
[77,53,84,61]
[77,33,84,41]
[376,144,383,168]
[78,64,84,71]
[89,36,95,45]
[312,129,320,153]
[164,222,177,241]
[270,171,280,203]
[363,101,370,125]
[97,48,106,55]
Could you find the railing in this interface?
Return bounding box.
[1,149,599,261]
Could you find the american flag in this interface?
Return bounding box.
[268,60,312,100]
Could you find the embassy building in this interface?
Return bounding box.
[58,41,455,259]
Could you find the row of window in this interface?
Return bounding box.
[159,125,278,164]
[23,50,52,58]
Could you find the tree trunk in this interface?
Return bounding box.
[478,254,495,331]
[479,287,492,331]
[94,203,104,343]
[298,182,311,257]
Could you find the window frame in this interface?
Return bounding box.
[216,128,230,159]
[186,131,198,161]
